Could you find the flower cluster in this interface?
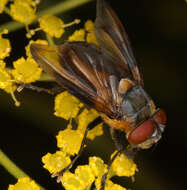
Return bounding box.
[0,1,137,189]
[41,91,137,190]
[8,177,40,190]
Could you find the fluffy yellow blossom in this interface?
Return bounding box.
[11,57,42,83]
[84,20,94,32]
[54,91,83,120]
[68,29,85,42]
[89,156,107,177]
[25,39,48,57]
[8,177,40,190]
[111,152,136,177]
[95,179,127,190]
[39,15,65,38]
[84,20,98,45]
[10,1,36,24]
[77,108,103,140]
[14,0,38,7]
[77,109,99,132]
[68,20,98,44]
[56,129,83,155]
[105,180,127,190]
[0,60,16,93]
[87,123,103,140]
[0,0,8,14]
[61,172,85,190]
[75,165,95,187]
[86,32,98,45]
[0,34,11,59]
[42,151,71,174]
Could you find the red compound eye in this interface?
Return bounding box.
[153,109,167,125]
[128,120,156,145]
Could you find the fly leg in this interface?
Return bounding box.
[100,150,121,190]
[17,83,63,95]
[110,128,126,152]
[110,128,138,158]
[52,117,103,183]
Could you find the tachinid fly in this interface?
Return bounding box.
[30,0,166,172]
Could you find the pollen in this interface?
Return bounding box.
[11,57,42,83]
[10,1,36,25]
[0,34,11,59]
[56,129,83,156]
[42,151,71,174]
[111,151,137,177]
[54,91,83,120]
[8,177,40,190]
[39,15,65,38]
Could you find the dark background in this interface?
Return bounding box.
[0,0,187,189]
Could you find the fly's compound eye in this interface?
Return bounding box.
[127,120,156,145]
[153,109,167,125]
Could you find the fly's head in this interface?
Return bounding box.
[127,109,167,149]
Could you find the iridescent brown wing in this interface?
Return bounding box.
[94,0,143,86]
[30,42,131,118]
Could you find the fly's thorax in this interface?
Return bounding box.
[120,85,156,126]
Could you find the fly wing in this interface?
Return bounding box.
[31,42,130,118]
[94,0,143,86]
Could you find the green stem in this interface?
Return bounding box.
[46,34,55,45]
[0,0,92,32]
[0,149,45,190]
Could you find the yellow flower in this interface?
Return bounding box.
[0,34,11,59]
[42,151,71,174]
[25,39,48,57]
[89,156,107,177]
[95,179,127,190]
[39,15,65,38]
[86,32,98,45]
[111,151,137,177]
[0,0,8,14]
[0,60,16,93]
[68,29,85,42]
[10,1,36,25]
[56,129,83,156]
[84,20,98,45]
[14,0,37,7]
[11,57,42,83]
[77,108,103,140]
[75,165,95,187]
[105,180,127,190]
[84,20,94,32]
[8,177,40,190]
[87,123,103,140]
[54,91,83,120]
[61,172,85,190]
